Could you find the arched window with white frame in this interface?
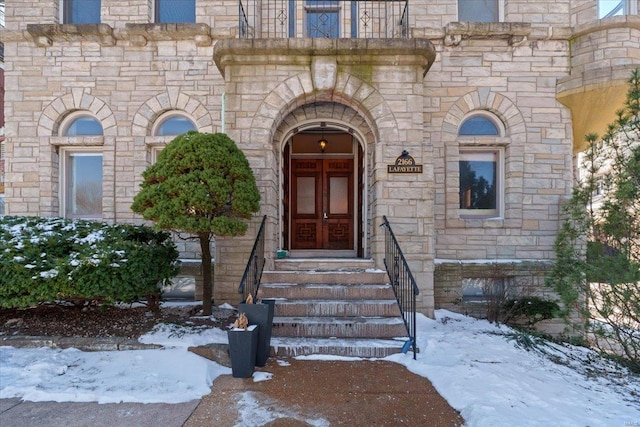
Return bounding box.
[458,112,505,218]
[59,112,103,219]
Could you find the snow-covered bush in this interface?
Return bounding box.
[0,216,179,310]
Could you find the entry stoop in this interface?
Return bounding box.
[257,259,414,358]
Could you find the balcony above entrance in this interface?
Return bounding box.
[239,0,409,39]
[213,37,436,79]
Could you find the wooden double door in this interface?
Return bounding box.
[291,158,354,250]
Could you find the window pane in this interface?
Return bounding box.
[329,177,348,214]
[65,0,101,24]
[459,116,499,136]
[307,11,339,38]
[157,116,196,136]
[598,0,626,18]
[459,152,497,210]
[458,0,498,22]
[157,0,195,23]
[64,116,103,136]
[297,177,316,214]
[67,154,102,218]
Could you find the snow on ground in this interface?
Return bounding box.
[1,307,639,427]
[386,311,640,427]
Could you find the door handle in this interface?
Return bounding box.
[323,212,328,220]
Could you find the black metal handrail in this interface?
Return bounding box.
[238,215,267,303]
[381,215,419,359]
[238,0,409,39]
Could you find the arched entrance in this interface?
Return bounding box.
[281,122,366,258]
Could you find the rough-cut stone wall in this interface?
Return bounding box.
[1,0,636,315]
[434,261,573,336]
[427,24,573,262]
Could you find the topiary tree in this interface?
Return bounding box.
[547,70,640,371]
[131,132,260,315]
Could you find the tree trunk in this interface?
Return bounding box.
[199,233,213,316]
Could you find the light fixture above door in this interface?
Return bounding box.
[318,122,328,153]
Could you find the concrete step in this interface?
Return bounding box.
[271,316,408,338]
[274,258,376,272]
[273,299,402,317]
[270,337,410,358]
[259,283,395,300]
[261,270,388,285]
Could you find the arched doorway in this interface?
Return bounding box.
[281,123,365,258]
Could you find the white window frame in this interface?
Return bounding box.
[60,148,103,220]
[458,147,504,219]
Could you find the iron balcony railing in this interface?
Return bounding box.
[381,215,419,359]
[238,215,267,303]
[239,0,409,39]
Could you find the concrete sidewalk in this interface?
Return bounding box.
[2,358,464,427]
[0,397,199,427]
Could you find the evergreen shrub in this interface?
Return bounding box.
[0,216,179,310]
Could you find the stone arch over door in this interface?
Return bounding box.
[247,71,399,260]
[275,102,374,256]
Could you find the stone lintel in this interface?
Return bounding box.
[444,21,534,47]
[26,24,115,46]
[213,38,436,79]
[123,23,213,46]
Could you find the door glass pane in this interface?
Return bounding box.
[297,176,316,214]
[329,177,348,214]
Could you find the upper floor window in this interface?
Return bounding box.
[598,0,636,18]
[458,0,499,22]
[156,0,196,23]
[306,0,340,38]
[63,0,101,24]
[154,113,196,136]
[61,115,103,136]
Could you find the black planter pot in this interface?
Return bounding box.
[239,300,275,367]
[227,324,259,378]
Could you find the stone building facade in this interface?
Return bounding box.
[1,0,638,319]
